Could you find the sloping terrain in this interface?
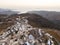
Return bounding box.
[19,13,60,30]
[28,11,60,20]
[0,17,58,45]
[0,14,15,33]
[28,11,60,26]
[0,13,60,33]
[43,28,60,44]
[0,13,60,45]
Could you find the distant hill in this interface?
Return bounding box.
[28,11,60,26]
[28,11,60,20]
[0,8,19,15]
[19,13,60,30]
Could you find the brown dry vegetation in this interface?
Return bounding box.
[0,22,14,33]
[43,28,60,42]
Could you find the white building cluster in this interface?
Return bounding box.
[0,17,55,45]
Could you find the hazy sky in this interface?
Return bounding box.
[0,0,60,11]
